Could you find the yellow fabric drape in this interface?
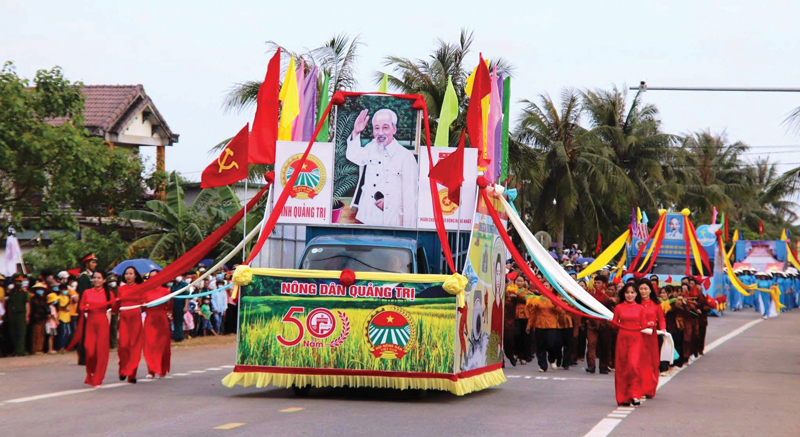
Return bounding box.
[577,230,629,279]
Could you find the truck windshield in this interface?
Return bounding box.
[300,245,414,273]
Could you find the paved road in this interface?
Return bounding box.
[1,310,796,436]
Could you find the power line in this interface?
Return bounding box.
[630,85,800,93]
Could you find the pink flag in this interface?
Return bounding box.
[486,66,503,181]
[300,66,319,141]
[291,60,306,141]
[711,206,718,225]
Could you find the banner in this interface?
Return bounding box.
[331,94,421,227]
[417,147,478,231]
[273,141,334,224]
[633,215,718,259]
[456,192,507,372]
[236,269,455,374]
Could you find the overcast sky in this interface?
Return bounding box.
[4,0,800,181]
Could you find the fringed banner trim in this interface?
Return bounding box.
[221,368,505,396]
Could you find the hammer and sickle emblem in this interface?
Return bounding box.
[217,148,239,173]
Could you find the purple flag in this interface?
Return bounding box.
[486,66,503,182]
[291,60,306,141]
[300,66,318,141]
[492,73,504,181]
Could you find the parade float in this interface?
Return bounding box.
[109,51,677,396]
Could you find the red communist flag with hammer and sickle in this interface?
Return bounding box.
[201,124,250,189]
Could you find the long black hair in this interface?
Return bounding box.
[618,283,642,304]
[93,270,112,302]
[636,278,660,303]
[122,267,144,285]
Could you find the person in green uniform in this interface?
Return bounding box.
[76,253,98,364]
[7,273,30,356]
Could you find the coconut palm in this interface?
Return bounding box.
[582,86,676,212]
[514,89,632,254]
[676,130,750,220]
[222,33,363,114]
[374,28,515,145]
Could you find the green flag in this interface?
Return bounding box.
[434,76,458,147]
[378,73,388,93]
[315,72,330,142]
[500,76,511,181]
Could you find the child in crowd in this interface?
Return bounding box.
[46,293,59,353]
[199,297,217,336]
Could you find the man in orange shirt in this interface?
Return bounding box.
[527,281,565,372]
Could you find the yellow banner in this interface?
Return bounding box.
[578,230,629,279]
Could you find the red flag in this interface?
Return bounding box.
[466,54,491,166]
[595,233,602,255]
[249,48,281,164]
[666,275,673,283]
[758,220,764,236]
[429,131,466,205]
[201,124,249,189]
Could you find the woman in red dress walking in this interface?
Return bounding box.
[78,271,114,386]
[613,283,646,406]
[116,267,144,383]
[143,272,172,378]
[638,278,665,399]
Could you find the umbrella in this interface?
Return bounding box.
[111,259,163,276]
[548,251,559,261]
[199,258,215,268]
[575,257,595,264]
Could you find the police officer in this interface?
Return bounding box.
[76,253,98,364]
[6,273,30,356]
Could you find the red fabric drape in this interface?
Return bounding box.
[478,188,639,331]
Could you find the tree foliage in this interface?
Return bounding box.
[0,62,144,238]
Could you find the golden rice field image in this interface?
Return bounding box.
[237,295,457,374]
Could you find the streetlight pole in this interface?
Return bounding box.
[631,82,800,93]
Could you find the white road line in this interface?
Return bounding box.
[139,378,155,383]
[189,370,206,374]
[173,373,190,376]
[100,383,128,389]
[585,418,622,436]
[205,367,222,371]
[611,410,631,415]
[584,317,763,437]
[607,414,628,418]
[5,388,99,404]
[221,365,235,369]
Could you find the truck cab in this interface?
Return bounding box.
[298,234,430,274]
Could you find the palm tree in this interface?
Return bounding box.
[222,33,363,114]
[581,86,675,212]
[677,130,750,220]
[375,28,515,145]
[737,157,800,237]
[514,89,632,254]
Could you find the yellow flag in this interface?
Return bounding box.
[780,229,787,241]
[636,207,642,223]
[278,56,300,141]
[578,230,630,279]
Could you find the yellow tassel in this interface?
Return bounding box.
[233,265,253,286]
[222,369,506,396]
[443,273,468,308]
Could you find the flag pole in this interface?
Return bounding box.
[243,178,248,262]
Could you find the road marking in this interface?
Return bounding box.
[5,388,98,403]
[206,367,222,371]
[174,373,190,376]
[164,376,173,379]
[280,407,304,413]
[214,423,245,430]
[611,410,631,415]
[139,379,154,383]
[189,370,207,374]
[584,317,763,437]
[221,365,235,369]
[100,383,128,389]
[585,419,622,436]
[616,407,634,411]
